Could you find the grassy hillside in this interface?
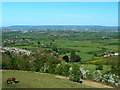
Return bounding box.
[2,70,94,88]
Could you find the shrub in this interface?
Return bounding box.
[63,55,69,62]
[80,67,92,79]
[103,73,119,85]
[69,64,81,83]
[55,64,64,75]
[93,70,102,81]
[96,65,103,70]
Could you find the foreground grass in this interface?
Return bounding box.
[2,70,94,88]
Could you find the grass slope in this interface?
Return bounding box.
[2,70,94,88]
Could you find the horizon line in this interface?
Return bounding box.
[2,24,118,27]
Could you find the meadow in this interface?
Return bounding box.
[2,70,94,88]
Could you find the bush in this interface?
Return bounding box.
[55,64,64,75]
[31,67,40,72]
[103,74,119,85]
[63,55,69,62]
[80,67,91,79]
[69,64,81,83]
[72,75,80,82]
[93,70,102,81]
[96,65,103,70]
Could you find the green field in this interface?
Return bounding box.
[78,64,111,74]
[60,52,101,61]
[2,70,94,88]
[53,40,103,49]
[52,40,103,61]
[103,45,118,51]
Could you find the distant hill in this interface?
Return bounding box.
[3,25,118,31]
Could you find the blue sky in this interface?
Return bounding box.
[2,2,118,26]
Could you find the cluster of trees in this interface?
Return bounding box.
[87,49,106,57]
[55,63,70,78]
[2,51,60,74]
[2,50,83,84]
[55,63,82,83]
[63,51,81,62]
[2,50,81,71]
[2,50,119,85]
[50,45,80,54]
[69,64,81,82]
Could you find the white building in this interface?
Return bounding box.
[114,53,120,56]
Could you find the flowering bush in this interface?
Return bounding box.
[56,63,120,87]
[69,74,74,81]
[79,67,92,79]
[69,67,72,71]
[93,70,102,81]
[80,67,86,78]
[103,73,119,86]
[43,63,49,73]
[69,64,81,83]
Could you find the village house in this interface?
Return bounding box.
[114,53,120,56]
[104,53,119,57]
[2,47,32,56]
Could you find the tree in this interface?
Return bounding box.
[50,42,52,45]
[70,51,81,62]
[52,46,58,52]
[63,64,70,79]
[96,65,103,70]
[69,64,81,82]
[2,54,11,69]
[55,65,63,75]
[63,55,69,62]
[70,51,76,62]
[38,41,40,45]
[52,39,55,42]
[38,41,40,46]
[75,55,81,62]
[5,51,10,56]
[10,57,16,69]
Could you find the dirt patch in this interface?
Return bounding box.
[81,79,113,88]
[55,75,114,88]
[55,76,67,79]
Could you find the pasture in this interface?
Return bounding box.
[2,70,94,88]
[103,45,118,51]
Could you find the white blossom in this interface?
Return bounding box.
[69,67,72,71]
[93,70,102,81]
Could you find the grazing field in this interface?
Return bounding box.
[2,70,94,88]
[53,40,103,49]
[52,40,103,61]
[103,45,118,51]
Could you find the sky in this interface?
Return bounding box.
[2,2,118,27]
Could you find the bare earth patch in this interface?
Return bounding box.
[81,79,113,88]
[55,75,114,88]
